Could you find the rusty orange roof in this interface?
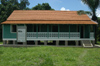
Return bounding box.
[1,10,97,24]
[2,20,97,24]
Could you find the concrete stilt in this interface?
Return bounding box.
[76,41,78,46]
[44,41,47,45]
[35,41,38,45]
[23,42,27,45]
[7,40,9,44]
[56,40,59,46]
[92,40,95,46]
[3,40,6,45]
[13,41,17,45]
[65,41,68,46]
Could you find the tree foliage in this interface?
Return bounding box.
[77,10,92,16]
[0,0,30,23]
[81,0,100,21]
[0,0,30,41]
[32,3,54,10]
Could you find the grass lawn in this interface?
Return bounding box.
[0,42,3,44]
[0,46,100,66]
[97,41,100,45]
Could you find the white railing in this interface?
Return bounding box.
[27,32,80,39]
[90,32,94,39]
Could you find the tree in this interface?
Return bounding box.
[81,0,100,21]
[77,10,92,16]
[32,3,54,10]
[0,0,30,41]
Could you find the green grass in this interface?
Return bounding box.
[0,47,100,66]
[97,41,100,45]
[0,42,3,44]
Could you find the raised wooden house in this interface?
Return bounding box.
[1,10,98,47]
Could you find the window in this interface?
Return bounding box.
[11,25,16,32]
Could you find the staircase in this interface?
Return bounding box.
[81,40,93,47]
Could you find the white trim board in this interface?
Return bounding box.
[3,38,95,41]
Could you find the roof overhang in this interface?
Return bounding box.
[1,20,98,25]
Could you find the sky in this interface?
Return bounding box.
[27,0,100,17]
[28,0,90,11]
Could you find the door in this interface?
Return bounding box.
[80,25,84,38]
[85,25,90,38]
[17,26,27,42]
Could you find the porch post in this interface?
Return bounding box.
[89,25,90,38]
[58,24,60,38]
[79,25,81,38]
[47,25,49,38]
[69,25,70,38]
[36,24,38,38]
[95,25,97,44]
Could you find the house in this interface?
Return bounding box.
[1,10,98,47]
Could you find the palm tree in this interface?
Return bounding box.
[81,0,100,21]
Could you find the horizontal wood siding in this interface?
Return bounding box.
[3,24,16,39]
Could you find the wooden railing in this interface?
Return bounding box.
[90,32,94,39]
[27,32,80,39]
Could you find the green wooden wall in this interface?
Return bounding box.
[3,24,16,39]
[3,24,94,39]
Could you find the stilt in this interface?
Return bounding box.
[7,40,9,44]
[56,40,59,46]
[44,41,47,45]
[23,42,27,45]
[3,40,6,45]
[76,41,78,46]
[65,41,68,46]
[13,41,17,45]
[92,40,95,46]
[35,41,38,45]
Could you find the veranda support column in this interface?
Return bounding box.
[58,24,60,38]
[35,41,38,45]
[65,41,68,46]
[69,25,70,39]
[56,40,59,46]
[47,25,49,38]
[36,24,38,39]
[44,41,47,45]
[76,41,79,46]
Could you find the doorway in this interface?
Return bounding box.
[80,26,84,38]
